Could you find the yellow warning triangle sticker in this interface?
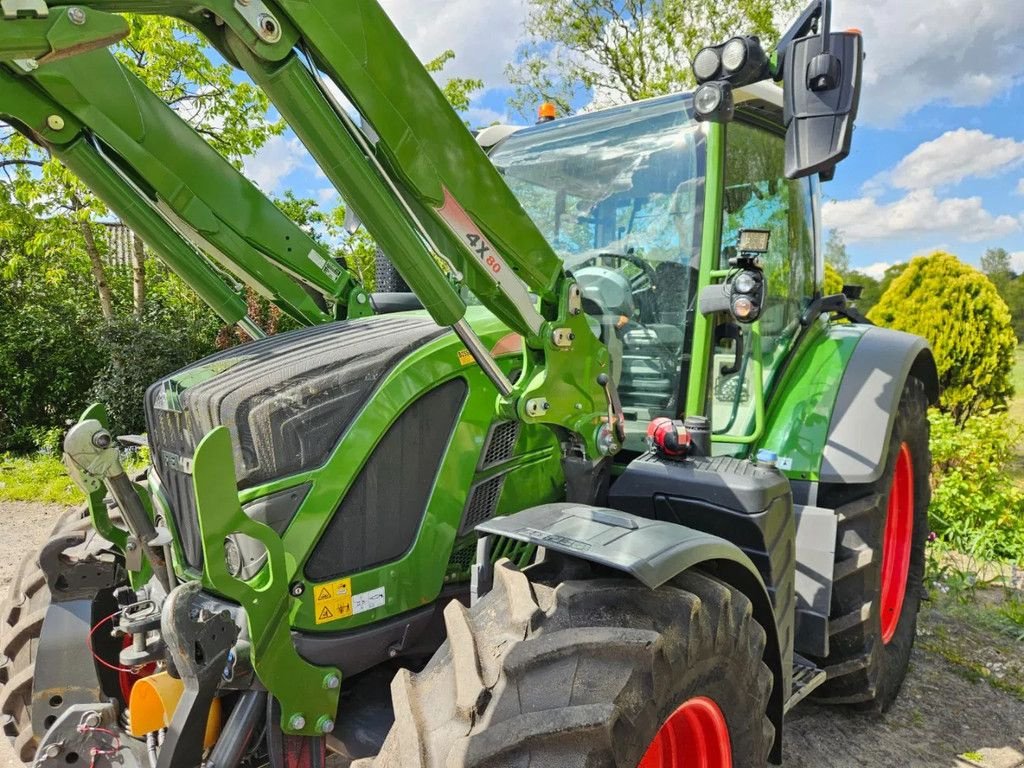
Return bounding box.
[318,606,334,621]
[317,587,331,601]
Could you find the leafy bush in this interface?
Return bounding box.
[0,289,105,452]
[869,252,1016,425]
[929,409,1024,562]
[824,264,844,296]
[90,314,219,436]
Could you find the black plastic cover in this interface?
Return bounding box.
[304,377,468,581]
[783,32,863,180]
[610,453,790,515]
[609,453,796,660]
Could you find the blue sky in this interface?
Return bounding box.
[242,0,1024,279]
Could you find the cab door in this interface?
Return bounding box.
[710,119,818,445]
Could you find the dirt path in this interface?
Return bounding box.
[1,500,1022,768]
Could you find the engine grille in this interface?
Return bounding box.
[458,473,506,536]
[479,421,520,469]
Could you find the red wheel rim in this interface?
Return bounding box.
[880,442,914,645]
[638,696,732,768]
[117,635,156,702]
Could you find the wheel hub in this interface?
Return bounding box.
[638,696,732,768]
[880,442,914,645]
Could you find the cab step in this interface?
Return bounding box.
[785,654,827,713]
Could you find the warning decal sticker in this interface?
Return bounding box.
[313,578,386,625]
[313,577,352,625]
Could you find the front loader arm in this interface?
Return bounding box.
[0,10,375,328]
[0,69,262,331]
[218,0,619,457]
[9,0,620,461]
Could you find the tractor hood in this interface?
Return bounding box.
[144,314,448,567]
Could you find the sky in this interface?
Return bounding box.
[242,0,1024,280]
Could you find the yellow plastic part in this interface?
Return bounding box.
[128,672,222,748]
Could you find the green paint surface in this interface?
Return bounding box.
[758,320,867,480]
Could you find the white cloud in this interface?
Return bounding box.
[316,187,338,204]
[1012,251,1024,272]
[464,106,506,129]
[377,0,528,92]
[860,262,895,280]
[242,135,308,192]
[833,0,1024,126]
[882,130,1024,190]
[823,189,1022,243]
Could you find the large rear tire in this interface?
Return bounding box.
[811,376,931,710]
[0,501,125,763]
[357,561,774,768]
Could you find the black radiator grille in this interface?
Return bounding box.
[479,421,520,469]
[458,473,506,536]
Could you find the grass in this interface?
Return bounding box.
[1007,345,1024,488]
[0,450,149,507]
[0,452,85,505]
[1010,345,1024,424]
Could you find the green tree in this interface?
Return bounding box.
[0,193,105,450]
[1002,278,1024,341]
[824,228,849,273]
[823,263,843,295]
[868,252,1016,425]
[425,50,484,114]
[981,246,1013,278]
[979,247,1024,342]
[507,0,801,117]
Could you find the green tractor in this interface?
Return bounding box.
[0,1,938,766]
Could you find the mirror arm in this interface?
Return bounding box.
[771,0,828,79]
[819,0,832,54]
[800,292,847,327]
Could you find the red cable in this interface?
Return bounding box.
[87,611,136,674]
[78,724,122,767]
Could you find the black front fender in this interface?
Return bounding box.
[821,326,938,485]
[477,503,787,762]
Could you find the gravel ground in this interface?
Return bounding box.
[1,500,1022,768]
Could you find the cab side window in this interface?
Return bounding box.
[711,121,816,439]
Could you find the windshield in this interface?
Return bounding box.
[490,96,706,446]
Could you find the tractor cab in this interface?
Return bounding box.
[487,83,819,453]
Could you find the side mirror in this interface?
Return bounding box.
[783,31,863,180]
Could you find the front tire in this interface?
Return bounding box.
[0,499,129,764]
[812,376,931,710]
[358,561,774,768]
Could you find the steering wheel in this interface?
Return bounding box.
[573,252,660,320]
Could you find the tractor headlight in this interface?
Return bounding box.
[693,47,721,83]
[722,38,748,73]
[734,271,758,294]
[695,84,722,114]
[694,82,734,123]
[691,36,770,89]
[732,296,756,321]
